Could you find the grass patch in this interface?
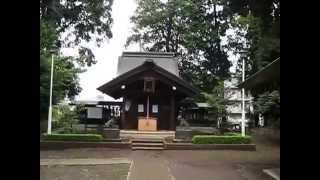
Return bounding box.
[42,133,103,142]
[192,135,252,144]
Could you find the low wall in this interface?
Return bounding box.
[175,129,193,140]
[40,141,131,150]
[103,129,120,139]
[165,143,256,151]
[251,128,280,144]
[175,127,219,140]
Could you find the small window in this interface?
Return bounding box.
[144,77,155,93]
[152,105,158,113]
[138,104,144,112]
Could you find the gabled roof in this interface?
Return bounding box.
[117,51,179,76]
[97,59,199,98]
[238,57,280,89]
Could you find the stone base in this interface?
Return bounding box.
[103,129,120,139]
[40,141,131,150]
[165,143,256,151]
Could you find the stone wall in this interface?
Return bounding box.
[40,141,131,150]
[175,127,219,140]
[103,129,120,139]
[251,128,280,144]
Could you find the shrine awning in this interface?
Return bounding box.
[237,57,280,90]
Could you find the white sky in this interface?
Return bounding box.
[61,0,238,102]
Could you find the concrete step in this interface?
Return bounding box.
[132,142,163,147]
[132,146,164,150]
[122,134,174,139]
[132,139,163,143]
[120,130,175,139]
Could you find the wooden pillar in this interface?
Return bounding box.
[170,95,175,130]
[120,96,126,129]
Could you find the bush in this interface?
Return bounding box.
[192,135,251,144]
[42,133,103,142]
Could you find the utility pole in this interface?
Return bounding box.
[47,52,55,134]
[241,57,246,137]
[139,39,142,52]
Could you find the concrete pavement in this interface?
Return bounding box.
[263,168,280,180]
[40,158,132,166]
[128,151,175,180]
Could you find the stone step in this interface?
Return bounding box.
[132,142,163,147]
[120,130,175,139]
[132,146,164,150]
[121,135,174,139]
[131,139,163,143]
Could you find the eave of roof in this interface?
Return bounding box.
[238,57,280,89]
[121,51,175,58]
[97,60,200,98]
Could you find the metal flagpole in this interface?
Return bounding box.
[147,95,150,119]
[47,53,54,134]
[241,57,246,137]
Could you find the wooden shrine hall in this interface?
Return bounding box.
[97,52,199,131]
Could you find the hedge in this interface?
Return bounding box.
[42,134,103,142]
[192,135,251,144]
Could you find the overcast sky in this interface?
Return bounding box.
[61,0,238,102]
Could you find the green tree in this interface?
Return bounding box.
[40,52,84,120]
[225,0,280,128]
[40,0,113,47]
[202,81,230,133]
[40,0,114,122]
[52,104,78,133]
[226,0,280,77]
[126,0,232,93]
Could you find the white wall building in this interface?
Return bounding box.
[224,78,253,125]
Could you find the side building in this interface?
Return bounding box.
[224,78,254,127]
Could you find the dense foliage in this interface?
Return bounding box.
[126,0,232,93]
[192,135,251,144]
[52,104,78,132]
[127,1,280,128]
[227,0,280,78]
[40,0,113,48]
[202,81,228,129]
[40,0,114,121]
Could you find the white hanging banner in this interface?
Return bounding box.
[125,100,131,111]
[138,104,144,112]
[87,107,102,119]
[152,105,158,113]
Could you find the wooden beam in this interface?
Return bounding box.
[170,95,176,130]
[120,96,126,129]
